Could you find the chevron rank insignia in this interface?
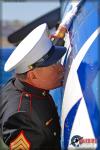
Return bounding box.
[10,130,30,150]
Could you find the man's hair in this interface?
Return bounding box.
[16,72,27,80]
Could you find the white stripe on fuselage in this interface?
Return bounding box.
[61,27,100,144]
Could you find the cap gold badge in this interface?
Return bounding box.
[45,118,53,126]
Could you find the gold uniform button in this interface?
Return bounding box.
[53,132,57,136]
[25,94,29,97]
[42,91,46,96]
[45,118,53,126]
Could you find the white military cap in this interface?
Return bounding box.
[4,23,66,74]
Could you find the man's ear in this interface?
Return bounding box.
[27,70,36,81]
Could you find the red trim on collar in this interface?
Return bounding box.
[13,79,49,99]
[20,80,49,94]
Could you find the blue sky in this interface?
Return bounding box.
[2,2,60,23]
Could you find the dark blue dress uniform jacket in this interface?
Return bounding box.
[0,78,61,150]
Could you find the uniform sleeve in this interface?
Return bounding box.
[2,112,45,150]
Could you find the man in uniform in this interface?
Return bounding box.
[0,23,66,150]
